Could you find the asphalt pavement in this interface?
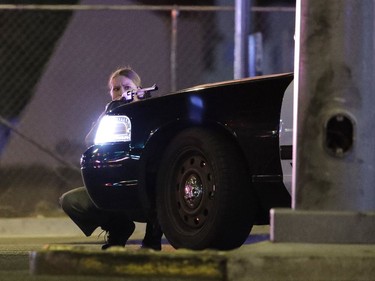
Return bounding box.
[0,216,374,281]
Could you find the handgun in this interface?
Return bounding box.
[122,84,158,101]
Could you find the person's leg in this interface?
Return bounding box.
[60,186,101,236]
[141,213,163,250]
[60,186,135,249]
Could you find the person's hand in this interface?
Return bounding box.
[136,88,146,99]
[121,90,134,101]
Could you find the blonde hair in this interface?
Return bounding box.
[108,67,141,89]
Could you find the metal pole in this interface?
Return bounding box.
[170,6,179,92]
[234,0,251,79]
[271,0,375,244]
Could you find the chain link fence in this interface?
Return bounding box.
[0,3,295,217]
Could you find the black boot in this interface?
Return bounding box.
[101,220,135,250]
[141,220,163,251]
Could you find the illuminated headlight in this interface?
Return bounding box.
[94,115,131,144]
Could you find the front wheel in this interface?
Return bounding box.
[156,128,257,250]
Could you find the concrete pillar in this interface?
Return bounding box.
[271,0,375,243]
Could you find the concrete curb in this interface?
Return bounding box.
[30,245,226,280]
[227,241,375,281]
[29,242,375,281]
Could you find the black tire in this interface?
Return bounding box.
[156,128,257,250]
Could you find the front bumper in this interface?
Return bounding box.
[81,143,143,211]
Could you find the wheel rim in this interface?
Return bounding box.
[183,174,203,209]
[173,152,216,230]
